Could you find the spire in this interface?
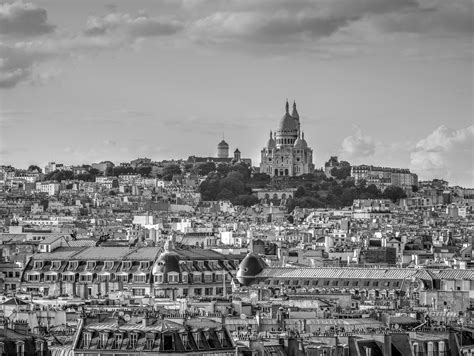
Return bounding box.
[285,99,289,113]
[292,100,300,119]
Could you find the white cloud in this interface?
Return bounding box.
[410,125,474,187]
[83,12,184,38]
[340,128,376,160]
[0,1,55,37]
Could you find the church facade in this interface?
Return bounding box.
[260,100,314,177]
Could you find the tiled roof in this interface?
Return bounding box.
[257,267,426,280]
[73,247,134,260]
[432,269,474,280]
[32,247,85,260]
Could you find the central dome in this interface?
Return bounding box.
[278,112,297,132]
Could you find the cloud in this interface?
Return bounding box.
[340,128,376,159]
[0,42,55,88]
[83,12,184,38]
[410,125,474,186]
[0,1,55,37]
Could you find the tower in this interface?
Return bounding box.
[217,138,229,158]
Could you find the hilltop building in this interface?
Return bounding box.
[260,100,314,177]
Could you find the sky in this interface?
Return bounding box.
[0,0,472,187]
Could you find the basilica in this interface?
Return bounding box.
[260,100,314,177]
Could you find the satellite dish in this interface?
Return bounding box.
[124,314,131,322]
[240,314,247,320]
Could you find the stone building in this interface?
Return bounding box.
[260,101,314,177]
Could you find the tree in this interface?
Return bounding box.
[194,162,216,176]
[383,185,407,203]
[137,166,152,177]
[330,165,351,180]
[28,165,42,173]
[162,164,182,181]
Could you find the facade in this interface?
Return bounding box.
[21,244,243,300]
[260,101,314,177]
[73,314,235,356]
[351,165,418,191]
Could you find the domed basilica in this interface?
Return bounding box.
[260,100,314,176]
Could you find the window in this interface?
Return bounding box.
[133,275,146,283]
[373,281,379,287]
[99,274,109,282]
[16,342,24,356]
[140,261,149,269]
[114,333,123,349]
[100,332,108,348]
[364,281,370,286]
[182,273,188,283]
[104,261,114,270]
[312,280,319,286]
[117,275,128,283]
[193,274,202,283]
[324,280,330,286]
[34,261,43,269]
[51,261,61,269]
[352,281,359,286]
[332,280,338,286]
[86,261,96,270]
[80,275,92,282]
[122,261,132,270]
[129,333,138,349]
[28,274,39,282]
[163,334,173,351]
[83,333,91,348]
[68,261,78,270]
[146,337,154,350]
[45,274,56,282]
[154,274,163,283]
[133,288,145,296]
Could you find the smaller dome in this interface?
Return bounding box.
[217,140,229,148]
[267,131,276,149]
[294,132,308,149]
[152,251,181,275]
[236,253,266,286]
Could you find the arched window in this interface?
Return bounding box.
[16,342,24,356]
[427,341,434,356]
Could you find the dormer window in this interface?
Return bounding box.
[100,332,108,348]
[182,273,188,283]
[51,261,61,269]
[129,333,138,349]
[168,273,179,283]
[154,274,163,283]
[114,333,123,349]
[140,261,149,269]
[33,261,43,269]
[122,261,132,270]
[68,261,78,270]
[104,261,114,270]
[86,261,96,270]
[83,332,92,348]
